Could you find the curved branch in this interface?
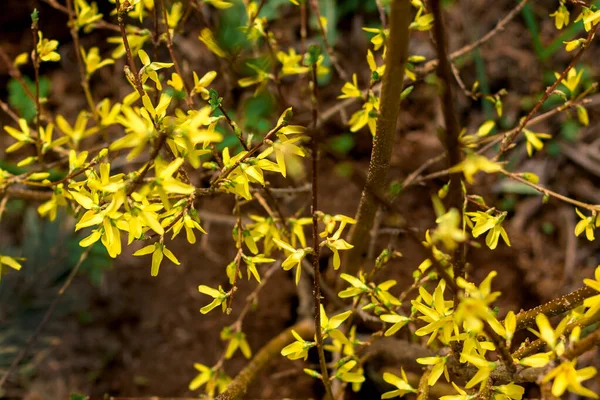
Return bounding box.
[215,319,314,400]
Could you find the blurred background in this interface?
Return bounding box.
[0,0,599,398]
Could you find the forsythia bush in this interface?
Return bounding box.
[1,0,600,399]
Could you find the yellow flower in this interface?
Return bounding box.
[461,352,496,389]
[281,329,315,360]
[531,314,568,350]
[550,4,570,29]
[557,67,583,95]
[0,254,24,282]
[493,383,525,400]
[362,27,388,51]
[107,30,149,59]
[110,105,155,159]
[466,211,510,250]
[188,362,230,396]
[563,38,586,52]
[574,208,596,241]
[13,52,28,68]
[432,208,467,251]
[338,74,362,99]
[74,0,103,31]
[338,273,369,298]
[410,8,434,31]
[203,0,233,9]
[56,111,99,148]
[582,8,600,31]
[38,184,69,221]
[4,118,34,153]
[477,120,496,137]
[381,369,417,398]
[440,382,472,400]
[138,49,173,91]
[272,238,307,285]
[221,328,251,359]
[583,265,600,317]
[542,360,598,398]
[523,129,552,157]
[36,31,60,62]
[348,97,378,136]
[449,153,501,184]
[191,70,217,100]
[166,1,183,28]
[411,280,456,344]
[197,284,228,314]
[416,356,449,386]
[81,46,114,75]
[199,28,226,58]
[277,48,309,76]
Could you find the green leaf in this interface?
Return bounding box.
[8,76,50,122]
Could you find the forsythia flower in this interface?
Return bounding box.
[133,242,180,276]
[188,363,230,396]
[523,129,552,157]
[277,48,309,76]
[0,255,24,282]
[381,369,417,398]
[574,208,597,241]
[493,383,525,400]
[449,153,501,184]
[221,327,251,359]
[466,211,510,250]
[272,238,307,285]
[416,356,449,386]
[338,74,362,99]
[557,67,583,95]
[362,27,388,51]
[197,285,228,314]
[281,330,315,360]
[583,265,600,317]
[550,4,570,29]
[542,360,598,398]
[199,28,226,58]
[411,280,456,344]
[81,46,114,75]
[36,31,61,62]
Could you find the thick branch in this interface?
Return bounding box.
[512,286,597,331]
[343,0,411,275]
[215,319,314,400]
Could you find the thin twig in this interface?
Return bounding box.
[309,54,335,400]
[0,248,92,389]
[115,0,145,96]
[497,22,600,158]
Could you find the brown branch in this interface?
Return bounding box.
[215,319,314,400]
[66,0,98,119]
[430,0,465,281]
[308,0,349,81]
[115,0,145,96]
[417,370,431,400]
[160,0,193,108]
[309,54,334,400]
[511,286,598,331]
[343,0,411,276]
[563,325,600,360]
[319,0,528,126]
[513,310,600,359]
[500,168,600,212]
[497,22,600,158]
